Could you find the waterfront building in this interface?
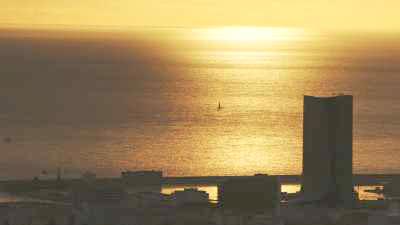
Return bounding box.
[367,200,400,225]
[218,174,280,212]
[133,192,168,208]
[302,95,354,207]
[71,183,128,208]
[121,170,162,186]
[81,171,96,183]
[383,180,400,197]
[169,188,209,207]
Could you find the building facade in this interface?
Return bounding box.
[218,174,280,212]
[170,188,209,207]
[121,170,162,186]
[302,95,353,207]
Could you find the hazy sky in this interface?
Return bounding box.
[1,0,399,31]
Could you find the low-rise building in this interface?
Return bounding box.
[218,174,280,213]
[169,188,209,207]
[121,170,162,186]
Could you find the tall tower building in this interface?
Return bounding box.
[302,95,353,207]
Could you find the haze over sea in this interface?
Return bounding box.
[1,28,400,179]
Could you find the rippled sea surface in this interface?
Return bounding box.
[1,28,400,179]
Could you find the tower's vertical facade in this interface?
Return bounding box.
[302,95,353,207]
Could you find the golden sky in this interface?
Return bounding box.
[1,0,399,31]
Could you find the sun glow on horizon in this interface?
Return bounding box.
[197,27,308,43]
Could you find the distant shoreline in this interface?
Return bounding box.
[1,174,399,186]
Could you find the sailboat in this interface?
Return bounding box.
[217,101,222,110]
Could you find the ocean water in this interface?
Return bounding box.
[0,28,400,179]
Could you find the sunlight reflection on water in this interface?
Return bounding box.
[1,29,400,178]
[162,184,384,201]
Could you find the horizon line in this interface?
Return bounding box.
[1,23,399,35]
